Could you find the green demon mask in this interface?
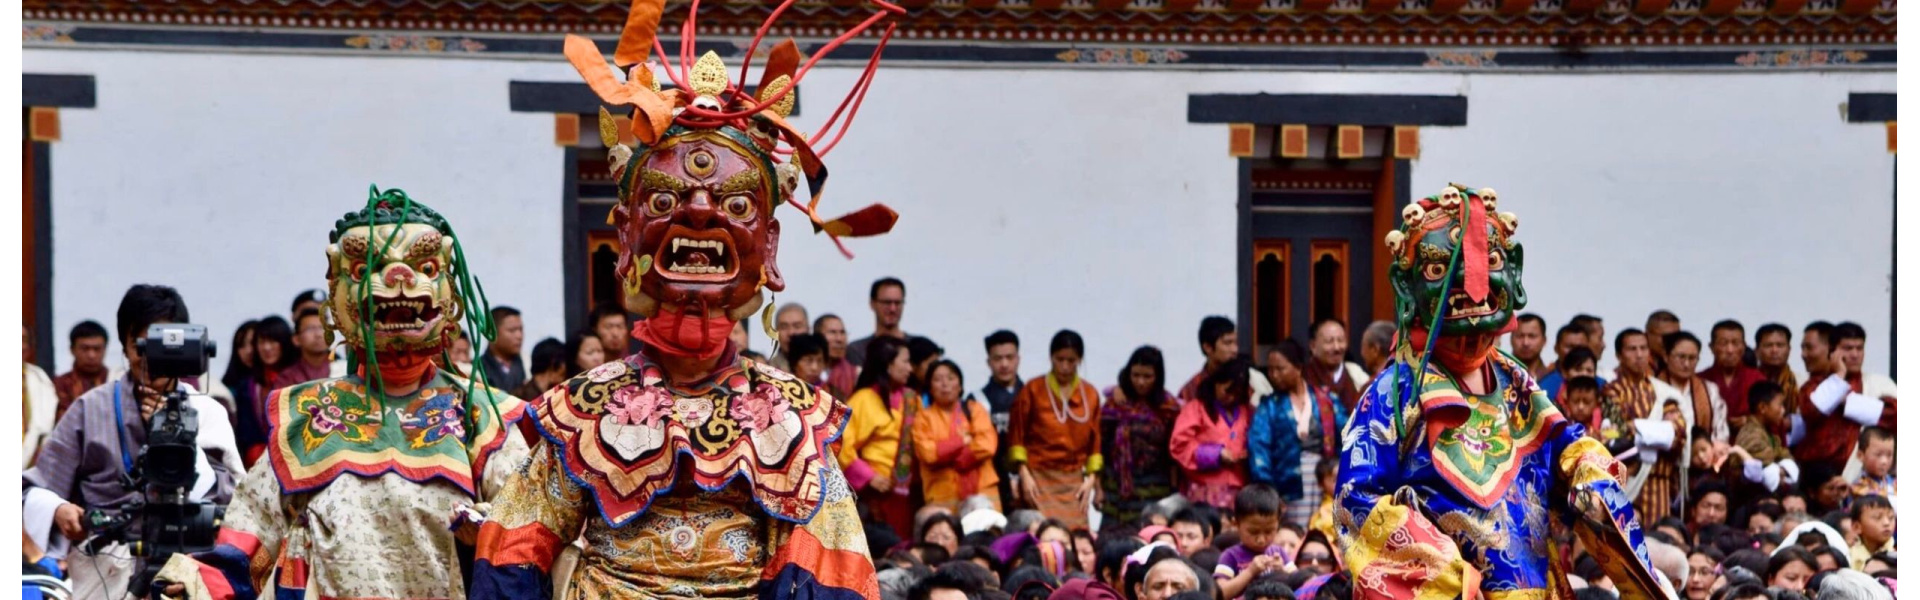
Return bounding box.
[1385,185,1528,339]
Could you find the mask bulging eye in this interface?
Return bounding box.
[419,261,440,279]
[1423,262,1447,281]
[1489,251,1504,270]
[647,192,676,217]
[722,195,755,221]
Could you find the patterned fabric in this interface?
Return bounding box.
[1760,366,1799,407]
[532,354,848,525]
[1169,398,1249,508]
[50,369,106,422]
[1249,387,1348,510]
[1700,365,1766,422]
[475,442,878,600]
[1008,375,1102,472]
[163,411,531,600]
[1602,374,1685,524]
[1097,386,1177,527]
[911,399,998,509]
[1335,351,1671,600]
[1029,467,1091,530]
[266,370,525,496]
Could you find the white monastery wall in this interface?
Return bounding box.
[24,47,1895,383]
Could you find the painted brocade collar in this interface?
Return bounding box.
[1398,350,1566,510]
[532,351,850,527]
[266,370,528,498]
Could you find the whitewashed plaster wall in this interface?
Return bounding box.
[24,47,1895,385]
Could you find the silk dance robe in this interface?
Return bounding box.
[156,369,530,600]
[472,353,878,600]
[1335,350,1677,600]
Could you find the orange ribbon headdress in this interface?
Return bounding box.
[563,0,904,257]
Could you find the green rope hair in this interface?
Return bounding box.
[342,185,502,443]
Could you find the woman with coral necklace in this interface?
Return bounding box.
[1009,330,1103,529]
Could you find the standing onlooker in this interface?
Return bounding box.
[565,328,607,377]
[815,313,857,399]
[1701,320,1766,430]
[1097,346,1179,531]
[1303,318,1367,411]
[1178,316,1270,403]
[1509,313,1550,380]
[849,277,908,366]
[1009,330,1102,530]
[1660,331,1727,444]
[1603,328,1689,524]
[1536,323,1590,401]
[1171,356,1253,508]
[290,289,324,321]
[242,316,298,464]
[768,302,810,371]
[786,333,829,388]
[479,306,527,390]
[1646,310,1682,372]
[589,302,632,361]
[1358,321,1395,378]
[52,320,111,421]
[222,320,261,463]
[912,359,999,512]
[1573,313,1607,366]
[1800,321,1837,393]
[513,337,568,399]
[24,328,58,467]
[278,308,334,387]
[24,284,240,600]
[1754,323,1799,396]
[839,336,918,539]
[1796,322,1896,475]
[980,329,1024,511]
[1248,340,1345,528]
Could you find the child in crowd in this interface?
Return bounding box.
[1852,426,1895,500]
[1308,459,1338,541]
[1214,485,1287,600]
[1170,508,1216,558]
[1849,494,1895,571]
[1561,376,1603,439]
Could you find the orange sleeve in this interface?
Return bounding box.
[1008,382,1033,465]
[910,407,949,466]
[969,401,999,462]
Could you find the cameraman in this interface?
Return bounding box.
[23,284,241,600]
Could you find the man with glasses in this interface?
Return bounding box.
[848,277,908,366]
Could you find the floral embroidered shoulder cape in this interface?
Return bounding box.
[266,370,527,496]
[532,354,850,526]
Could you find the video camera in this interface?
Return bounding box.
[85,324,225,599]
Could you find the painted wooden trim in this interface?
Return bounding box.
[1189,94,1468,126]
[1251,239,1294,343]
[1229,123,1257,157]
[554,113,580,147]
[1336,125,1365,159]
[28,108,60,142]
[22,74,96,108]
[1848,92,1895,122]
[509,81,798,116]
[1392,125,1420,159]
[1279,125,1310,158]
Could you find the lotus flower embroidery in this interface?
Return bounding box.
[607,385,674,426]
[729,383,790,431]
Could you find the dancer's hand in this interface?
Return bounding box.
[869,474,894,494]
